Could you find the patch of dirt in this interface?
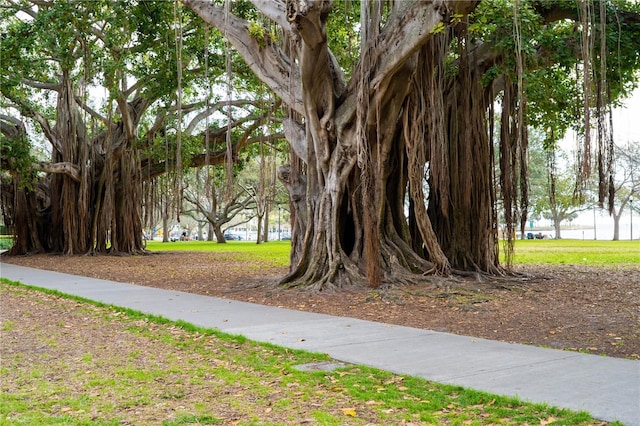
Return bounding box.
[3,252,639,359]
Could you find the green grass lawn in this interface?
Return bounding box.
[1,282,614,425]
[145,240,292,267]
[505,239,639,266]
[0,235,13,251]
[146,239,639,267]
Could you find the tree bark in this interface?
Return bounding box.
[613,212,621,241]
[214,226,226,244]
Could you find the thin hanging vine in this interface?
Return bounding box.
[173,0,184,220]
[224,0,234,200]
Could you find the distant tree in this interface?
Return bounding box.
[182,168,256,243]
[534,147,589,239]
[610,141,639,240]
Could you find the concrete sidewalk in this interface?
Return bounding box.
[1,262,638,425]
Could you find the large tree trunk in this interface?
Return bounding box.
[181,0,508,290]
[277,1,502,290]
[197,222,205,240]
[262,209,269,243]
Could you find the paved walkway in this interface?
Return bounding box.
[1,263,639,425]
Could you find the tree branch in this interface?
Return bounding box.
[180,0,304,115]
[368,0,452,91]
[74,96,107,123]
[123,80,145,98]
[115,95,135,142]
[4,77,66,153]
[251,0,290,29]
[184,99,262,135]
[142,127,284,181]
[7,0,37,19]
[336,1,469,133]
[34,161,81,182]
[0,115,25,139]
[283,118,307,162]
[21,78,60,91]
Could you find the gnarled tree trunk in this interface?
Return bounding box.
[2,75,147,256]
[279,1,500,289]
[182,0,502,290]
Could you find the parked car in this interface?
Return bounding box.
[526,232,546,240]
[224,232,242,241]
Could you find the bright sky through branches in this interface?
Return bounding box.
[612,86,640,144]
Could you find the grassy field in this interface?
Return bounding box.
[504,239,639,266]
[145,240,292,267]
[145,239,639,267]
[1,282,611,425]
[0,236,12,251]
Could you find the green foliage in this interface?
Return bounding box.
[248,21,273,48]
[527,66,581,142]
[0,236,14,251]
[526,129,554,212]
[325,0,361,77]
[0,131,37,189]
[599,0,640,101]
[467,0,640,143]
[1,0,278,196]
[430,22,446,35]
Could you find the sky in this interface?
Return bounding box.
[562,86,640,154]
[611,86,640,144]
[556,86,639,239]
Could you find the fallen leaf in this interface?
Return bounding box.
[340,407,357,417]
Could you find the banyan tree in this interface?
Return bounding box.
[2,0,639,291]
[180,0,640,289]
[0,0,278,255]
